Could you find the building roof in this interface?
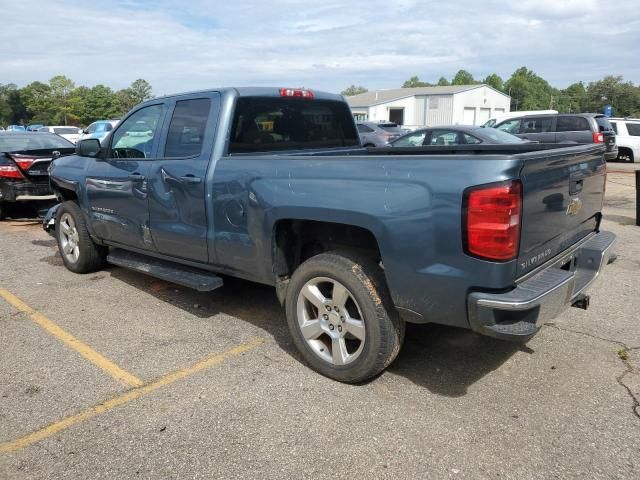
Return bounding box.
[346,84,507,107]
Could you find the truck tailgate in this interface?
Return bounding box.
[517,145,606,277]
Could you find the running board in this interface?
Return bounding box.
[106,249,223,292]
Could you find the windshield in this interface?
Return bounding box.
[478,127,526,144]
[53,127,80,135]
[0,134,75,152]
[229,97,359,153]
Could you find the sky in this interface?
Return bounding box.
[1,0,639,95]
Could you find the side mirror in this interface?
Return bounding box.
[76,138,102,158]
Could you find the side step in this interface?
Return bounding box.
[106,249,224,292]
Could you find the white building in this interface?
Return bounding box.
[346,85,511,128]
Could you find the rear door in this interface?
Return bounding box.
[516,145,606,277]
[85,103,166,248]
[147,93,220,263]
[555,115,592,143]
[518,116,556,143]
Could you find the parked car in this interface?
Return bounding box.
[44,87,615,383]
[356,121,405,146]
[77,119,119,144]
[494,113,618,161]
[608,118,640,162]
[0,132,75,219]
[6,125,26,132]
[483,110,558,128]
[391,125,528,147]
[26,124,44,132]
[38,126,82,144]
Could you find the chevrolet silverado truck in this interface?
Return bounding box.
[44,87,616,383]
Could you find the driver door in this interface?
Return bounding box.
[85,103,166,250]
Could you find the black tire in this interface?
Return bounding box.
[0,201,5,221]
[55,201,107,273]
[285,251,405,383]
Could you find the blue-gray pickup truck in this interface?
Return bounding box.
[44,87,616,382]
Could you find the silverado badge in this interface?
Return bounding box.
[566,197,582,216]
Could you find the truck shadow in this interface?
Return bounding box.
[109,268,525,397]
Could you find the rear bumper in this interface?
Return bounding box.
[0,180,53,202]
[467,231,616,342]
[604,147,618,161]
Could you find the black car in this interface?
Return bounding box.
[494,113,618,161]
[0,132,75,219]
[391,125,527,147]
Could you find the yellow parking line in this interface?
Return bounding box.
[0,288,144,388]
[0,338,264,455]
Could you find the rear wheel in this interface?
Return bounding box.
[285,251,404,383]
[617,147,634,163]
[55,201,107,273]
[0,201,5,220]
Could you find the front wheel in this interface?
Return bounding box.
[55,201,107,273]
[285,251,404,383]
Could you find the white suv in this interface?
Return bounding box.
[609,118,640,162]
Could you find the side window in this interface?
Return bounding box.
[463,133,482,144]
[610,121,618,134]
[429,130,459,146]
[105,123,114,132]
[520,117,553,133]
[627,123,640,136]
[357,124,373,133]
[164,98,211,158]
[110,104,163,159]
[556,116,590,132]
[87,123,97,134]
[393,131,426,147]
[496,118,521,134]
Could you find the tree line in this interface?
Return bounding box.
[0,76,154,127]
[341,67,640,118]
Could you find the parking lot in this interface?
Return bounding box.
[0,164,638,479]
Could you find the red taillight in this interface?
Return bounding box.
[464,181,522,261]
[12,155,37,171]
[592,132,604,143]
[0,165,24,179]
[279,88,314,99]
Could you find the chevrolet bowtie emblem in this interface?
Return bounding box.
[566,197,582,216]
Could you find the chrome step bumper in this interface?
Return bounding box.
[467,231,616,342]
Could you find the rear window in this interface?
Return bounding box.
[229,97,359,153]
[378,123,404,134]
[0,134,75,152]
[556,116,591,132]
[595,116,614,132]
[53,127,79,135]
[479,128,526,144]
[627,123,640,136]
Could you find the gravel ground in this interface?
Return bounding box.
[0,163,638,479]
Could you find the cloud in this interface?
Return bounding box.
[0,0,639,94]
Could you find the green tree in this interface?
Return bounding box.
[341,85,368,96]
[81,85,119,125]
[504,67,555,110]
[436,77,450,86]
[21,81,54,124]
[556,82,587,113]
[0,84,18,126]
[402,76,431,88]
[483,73,504,91]
[49,75,77,125]
[451,70,476,85]
[127,79,153,105]
[585,76,640,117]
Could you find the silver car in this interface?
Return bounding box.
[78,120,119,144]
[356,121,405,147]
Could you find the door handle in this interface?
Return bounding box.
[160,168,201,185]
[127,173,146,181]
[569,179,583,195]
[178,175,201,184]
